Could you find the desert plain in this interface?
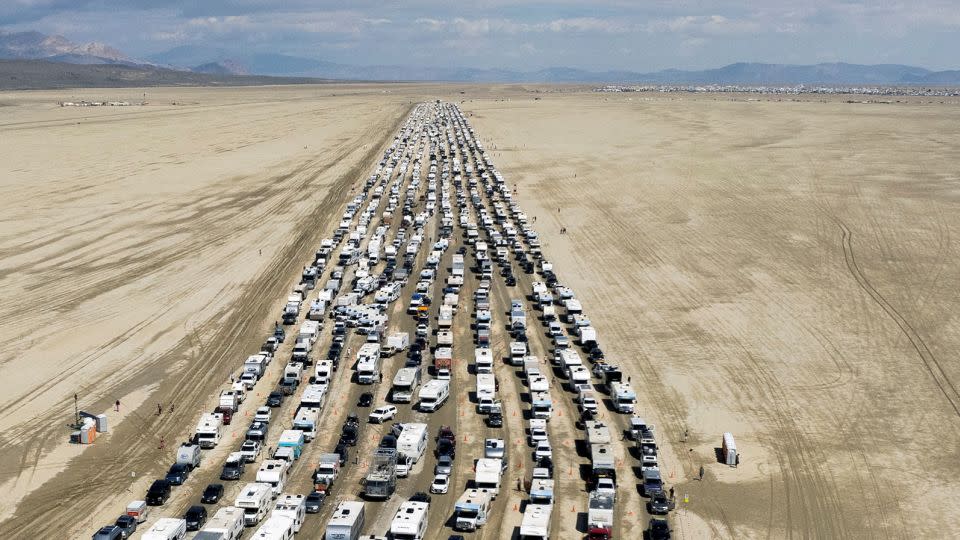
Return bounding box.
[0,83,958,538]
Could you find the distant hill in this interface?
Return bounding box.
[0,59,329,90]
[3,28,960,87]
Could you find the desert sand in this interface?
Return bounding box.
[0,84,958,539]
[464,93,960,538]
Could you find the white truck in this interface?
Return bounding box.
[198,506,244,540]
[194,413,223,449]
[389,500,429,540]
[397,423,429,465]
[236,483,272,527]
[314,453,341,490]
[272,493,306,533]
[454,489,492,532]
[381,332,409,356]
[326,500,365,540]
[610,381,637,414]
[256,460,290,497]
[474,458,503,497]
[418,379,450,412]
[391,367,421,403]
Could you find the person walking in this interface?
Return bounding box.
[670,486,675,500]
[169,403,175,414]
[158,437,165,450]
[114,400,120,412]
[157,403,162,416]
[699,465,705,481]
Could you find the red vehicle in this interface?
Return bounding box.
[588,526,611,540]
[214,406,233,425]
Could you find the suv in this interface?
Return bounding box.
[113,515,137,538]
[91,526,122,540]
[145,479,171,506]
[165,463,190,486]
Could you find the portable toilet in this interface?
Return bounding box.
[96,414,109,433]
[722,432,737,466]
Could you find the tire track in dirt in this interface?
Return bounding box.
[836,221,960,417]
[0,104,412,537]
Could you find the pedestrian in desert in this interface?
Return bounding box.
[670,486,675,499]
[699,465,705,481]
[157,403,162,416]
[114,400,120,412]
[158,437,165,450]
[169,403,175,414]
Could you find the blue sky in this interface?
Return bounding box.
[2,1,958,70]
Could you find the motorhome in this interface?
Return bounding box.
[433,347,452,372]
[519,503,552,540]
[397,423,429,465]
[276,430,304,461]
[142,518,187,540]
[325,501,365,540]
[250,515,295,540]
[300,384,328,410]
[531,392,552,420]
[314,361,334,385]
[199,506,244,540]
[438,305,454,328]
[474,458,503,496]
[235,483,272,527]
[293,406,321,441]
[610,381,637,414]
[391,367,422,403]
[389,501,429,540]
[244,354,269,378]
[474,348,493,374]
[256,460,291,497]
[587,490,615,538]
[418,379,450,412]
[356,343,382,384]
[194,413,223,449]
[475,373,496,402]
[529,478,555,505]
[381,332,409,356]
[454,489,492,531]
[272,493,306,533]
[509,342,527,365]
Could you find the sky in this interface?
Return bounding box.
[2,0,959,71]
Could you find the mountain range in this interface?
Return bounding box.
[2,29,960,86]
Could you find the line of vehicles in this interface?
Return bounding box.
[92,100,673,540]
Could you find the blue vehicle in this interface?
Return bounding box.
[277,429,305,459]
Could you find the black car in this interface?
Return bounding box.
[305,491,326,513]
[358,392,374,407]
[648,491,673,515]
[266,391,285,407]
[201,483,224,504]
[334,442,349,465]
[273,324,285,342]
[404,357,421,368]
[485,412,503,428]
[184,505,207,531]
[340,425,358,446]
[146,479,171,506]
[648,518,672,540]
[113,515,137,538]
[409,492,432,504]
[165,463,190,486]
[437,438,456,459]
[505,276,517,287]
[327,347,342,361]
[379,434,398,449]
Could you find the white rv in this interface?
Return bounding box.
[356,343,382,384]
[256,460,291,497]
[474,458,503,496]
[272,493,306,533]
[251,515,295,540]
[142,518,187,540]
[235,483,272,526]
[397,423,429,465]
[389,500,429,540]
[200,506,245,540]
[519,503,552,540]
[418,379,450,412]
[194,413,223,449]
[391,367,421,403]
[325,500,365,540]
[610,381,637,414]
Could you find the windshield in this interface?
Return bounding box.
[458,509,478,518]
